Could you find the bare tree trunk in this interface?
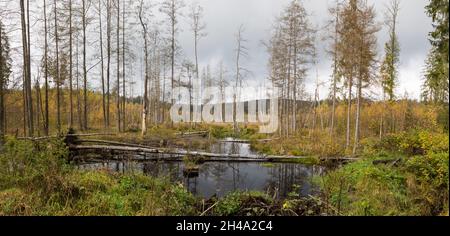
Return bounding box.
[353,76,362,155]
[171,13,175,108]
[76,41,83,130]
[20,0,33,136]
[82,0,88,131]
[43,0,49,135]
[286,41,292,137]
[189,3,205,79]
[69,0,74,128]
[330,6,339,137]
[116,0,121,132]
[293,39,298,134]
[234,25,246,135]
[22,76,26,136]
[0,22,3,141]
[35,79,41,136]
[162,57,166,123]
[187,65,192,126]
[234,42,240,135]
[139,1,148,136]
[122,0,126,131]
[106,0,111,128]
[330,75,337,136]
[379,106,383,139]
[99,0,107,129]
[345,77,352,149]
[54,0,61,133]
[171,6,175,107]
[26,0,33,136]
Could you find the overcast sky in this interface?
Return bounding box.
[173,0,433,100]
[1,0,433,101]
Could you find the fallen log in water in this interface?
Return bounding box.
[71,145,161,154]
[219,139,251,143]
[175,131,209,137]
[76,139,161,149]
[69,144,358,163]
[67,133,117,137]
[219,138,280,144]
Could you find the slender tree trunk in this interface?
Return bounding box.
[353,76,362,155]
[379,108,383,139]
[139,2,148,136]
[331,75,337,136]
[76,41,83,130]
[330,8,339,137]
[20,0,32,136]
[26,0,33,136]
[99,0,107,129]
[106,0,111,128]
[188,65,192,126]
[234,38,240,135]
[162,58,166,123]
[293,42,298,134]
[0,22,3,141]
[194,32,199,79]
[353,28,367,155]
[43,0,49,135]
[35,80,41,136]
[345,77,352,149]
[286,40,292,137]
[82,0,88,130]
[122,0,126,131]
[171,13,175,107]
[54,0,61,133]
[379,92,386,139]
[69,0,74,128]
[116,0,121,132]
[22,76,26,136]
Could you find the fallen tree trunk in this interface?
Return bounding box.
[219,138,280,144]
[175,131,209,137]
[67,133,117,137]
[69,144,358,163]
[219,139,251,143]
[71,145,160,154]
[76,139,160,149]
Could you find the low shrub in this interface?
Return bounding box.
[319,160,418,216]
[0,137,198,216]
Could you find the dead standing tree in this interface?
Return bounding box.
[233,25,249,135]
[160,0,185,107]
[53,0,62,133]
[326,0,342,138]
[138,0,150,136]
[20,0,33,136]
[188,2,206,79]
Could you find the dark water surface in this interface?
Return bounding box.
[77,139,325,198]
